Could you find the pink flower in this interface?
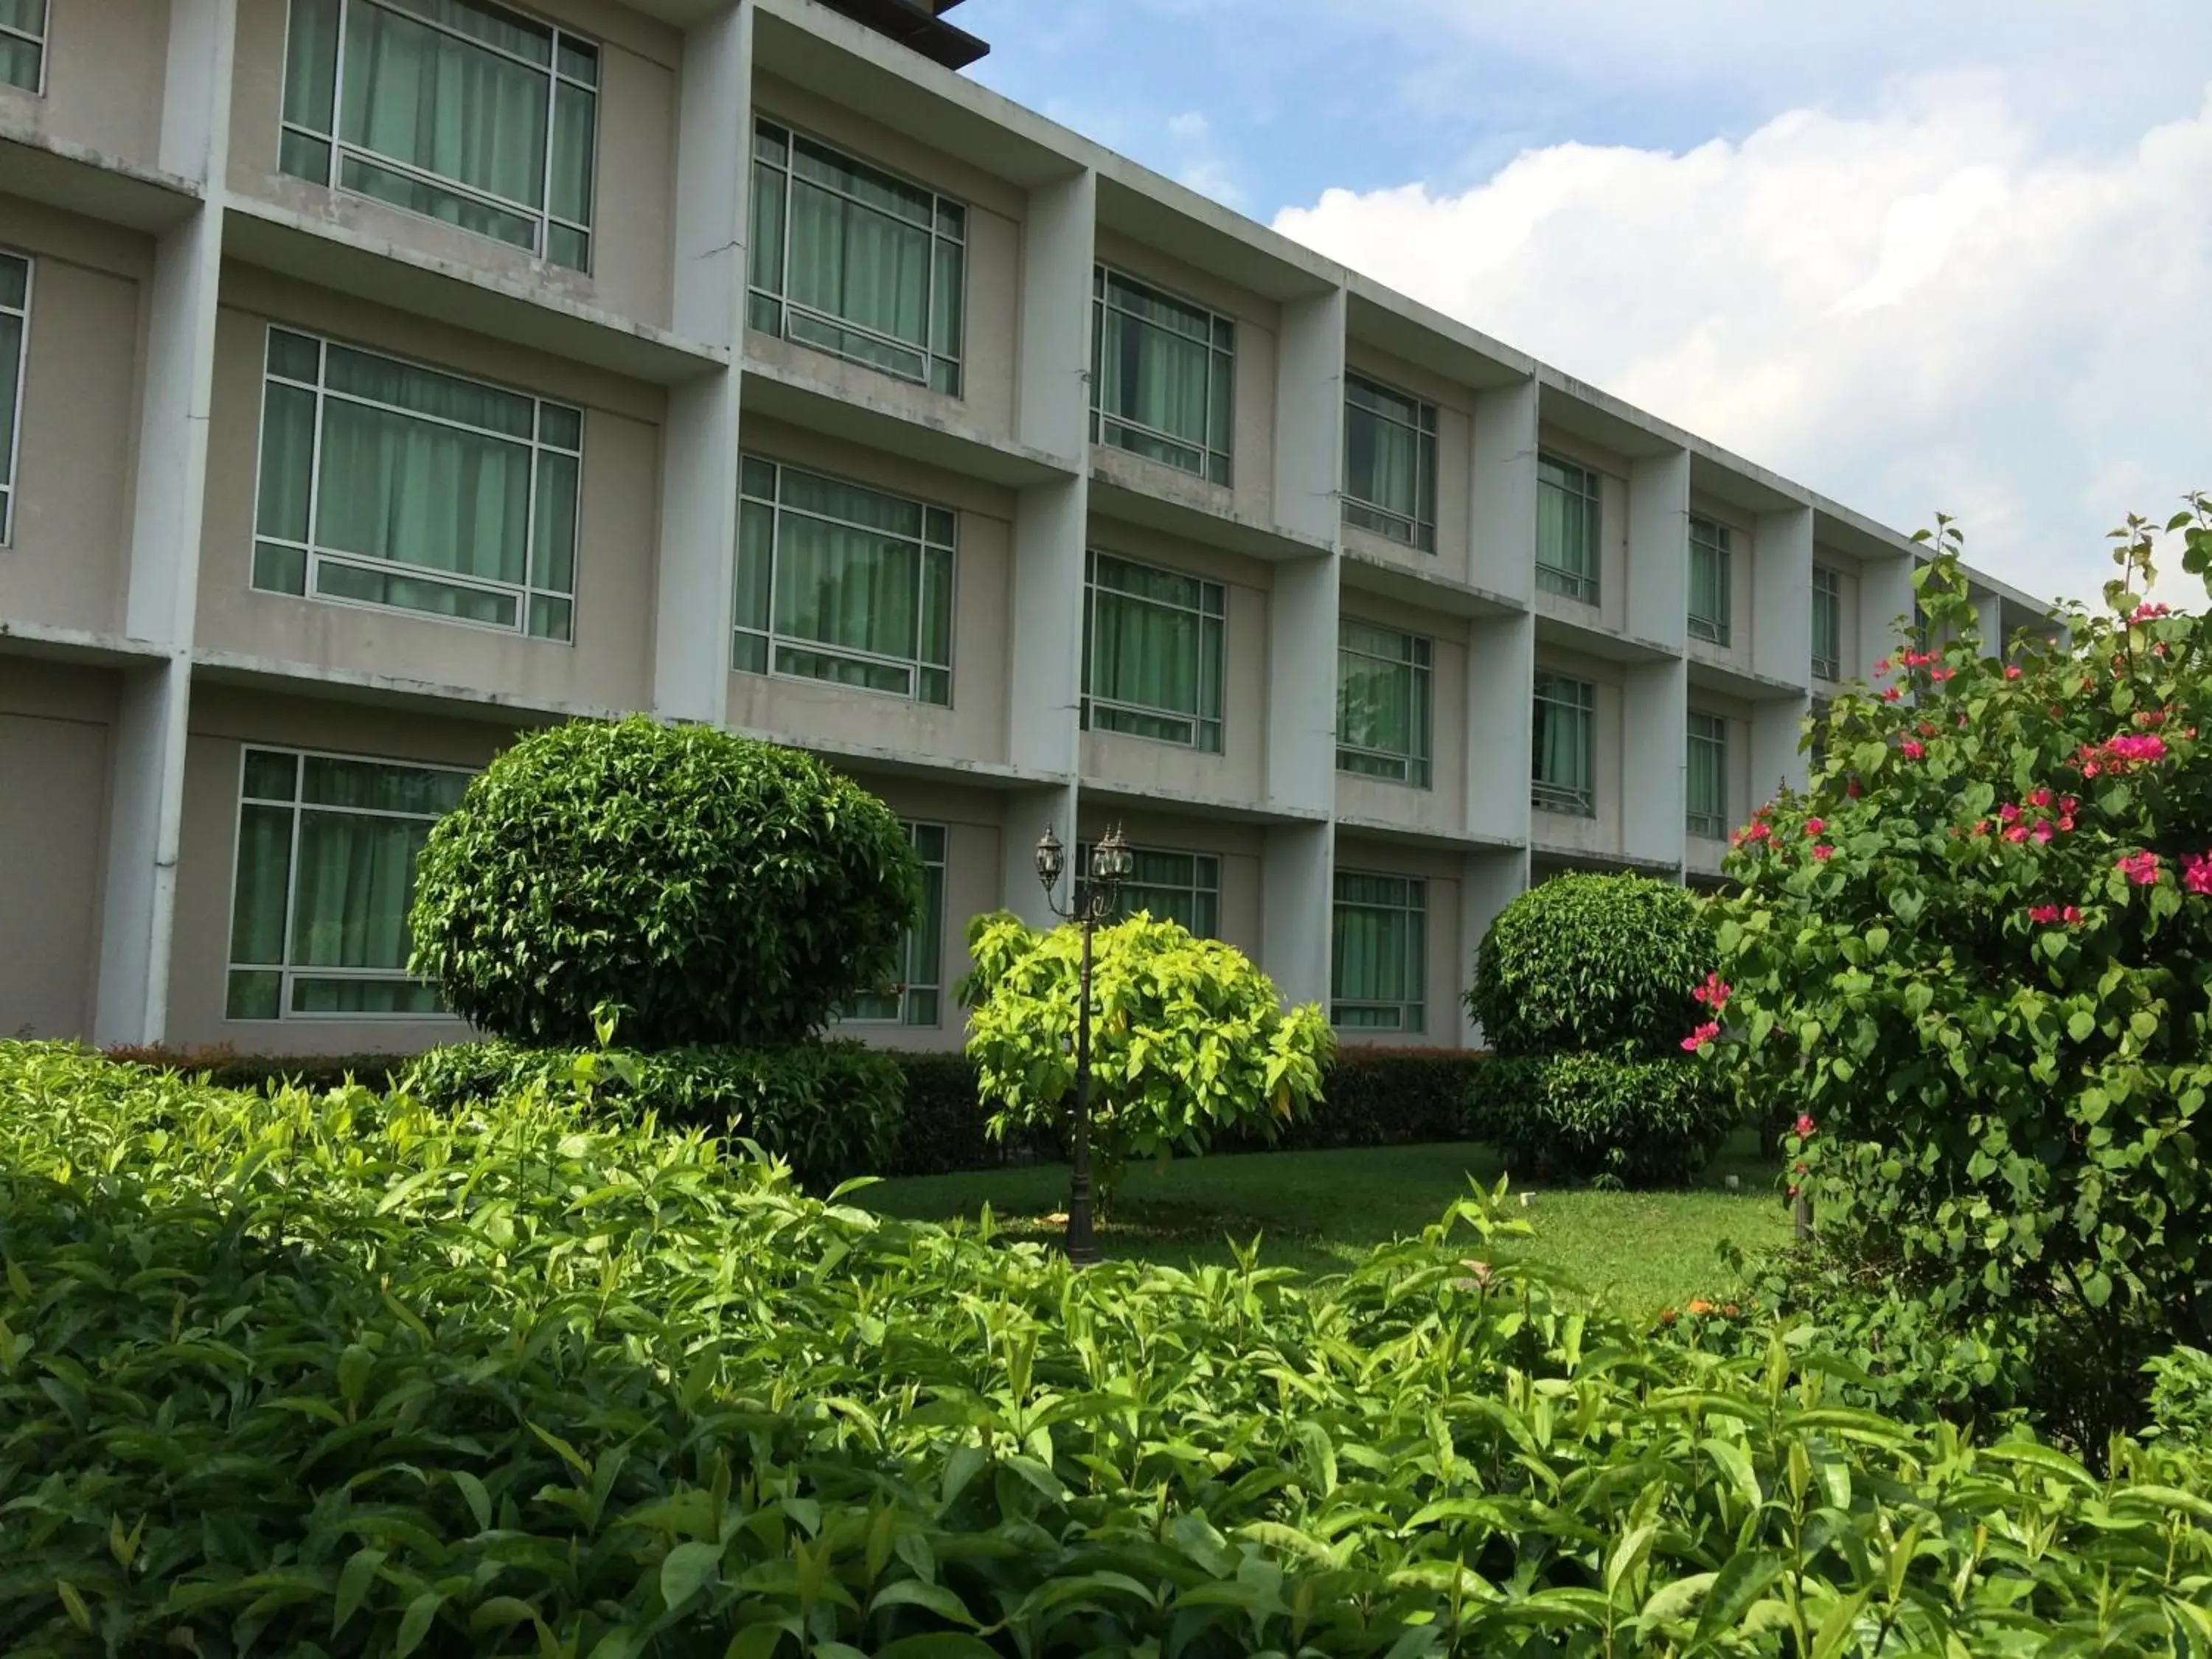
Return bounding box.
[2058,815,2076,832]
[1747,821,1772,843]
[1681,1021,1721,1054]
[2031,820,2054,845]
[2005,665,2023,679]
[1881,686,1903,703]
[2028,905,2063,925]
[2130,602,2171,624]
[1971,819,1992,837]
[1812,844,1834,862]
[1930,667,1955,683]
[2060,796,2080,815]
[1900,739,1925,759]
[2185,853,2212,897]
[1692,973,1733,1010]
[2118,850,2162,886]
[2003,824,2029,844]
[1794,1113,1817,1138]
[1804,817,1826,836]
[1998,802,2021,824]
[1874,657,1893,675]
[2029,788,2053,808]
[2064,905,2083,925]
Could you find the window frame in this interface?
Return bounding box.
[1686,710,1728,841]
[223,742,473,1022]
[1336,617,1433,789]
[1078,841,1222,938]
[251,323,584,641]
[1341,373,1437,552]
[1812,563,1843,681]
[1531,671,1597,818]
[0,0,46,95]
[746,116,967,397]
[1081,549,1227,753]
[1687,514,1733,647]
[0,248,28,547]
[1090,265,1236,487]
[734,453,957,707]
[276,0,600,272]
[1331,869,1427,1033]
[841,819,947,1028]
[1536,452,1601,604]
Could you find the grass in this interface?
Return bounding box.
[863,1132,1790,1319]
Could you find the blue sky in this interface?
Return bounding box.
[950,2,2212,608]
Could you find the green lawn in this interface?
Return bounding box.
[863,1134,1789,1318]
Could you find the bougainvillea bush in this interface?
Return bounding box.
[1700,497,2212,1441]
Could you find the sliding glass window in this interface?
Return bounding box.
[1343,375,1436,551]
[1688,515,1731,645]
[279,0,598,270]
[1091,268,1234,485]
[844,821,946,1027]
[1337,619,1433,788]
[736,456,954,705]
[1532,672,1596,816]
[0,0,44,93]
[254,327,582,639]
[226,746,470,1020]
[1687,712,1728,840]
[1082,552,1225,751]
[1080,844,1220,938]
[1332,871,1425,1032]
[1537,453,1601,603]
[748,119,966,396]
[1812,564,1843,680]
[0,252,26,546]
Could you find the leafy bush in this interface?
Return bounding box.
[960,911,1332,1194]
[1225,1047,1484,1150]
[1467,872,1715,1058]
[403,1037,903,1192]
[1469,1051,1742,1186]
[12,1041,2212,1655]
[105,1044,408,1093]
[408,717,920,1048]
[1703,499,2212,1440]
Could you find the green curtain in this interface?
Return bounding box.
[229,804,295,967]
[1687,722,1726,832]
[0,304,21,502]
[1332,874,1424,1029]
[1098,302,1210,445]
[1537,462,1596,582]
[1338,627,1419,764]
[787,181,931,348]
[1534,683,1593,799]
[289,810,425,972]
[1812,571,1842,674]
[341,0,548,209]
[773,515,919,664]
[1346,406,1419,521]
[549,81,594,225]
[1689,524,1729,634]
[1092,590,1200,719]
[315,398,532,587]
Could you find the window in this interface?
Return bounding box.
[1532,672,1596,817]
[279,0,598,271]
[844,821,946,1026]
[0,0,44,93]
[1332,871,1425,1032]
[0,252,25,545]
[748,119,965,396]
[254,327,582,639]
[1343,375,1436,551]
[226,746,470,1020]
[1082,551,1225,751]
[1687,712,1728,840]
[1688,515,1732,646]
[1091,268,1234,485]
[736,456,954,704]
[1080,843,1220,937]
[1337,619,1433,788]
[1537,453,1600,603]
[1812,564,1843,681]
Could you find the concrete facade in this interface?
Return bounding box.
[0,0,2056,1052]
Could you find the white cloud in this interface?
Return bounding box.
[1275,76,2212,607]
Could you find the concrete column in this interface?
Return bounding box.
[1015,169,1096,463]
[1466,611,1535,846]
[1753,505,1814,688]
[1751,697,1812,810]
[654,4,751,723]
[1627,448,1690,650]
[1623,657,1688,873]
[1008,476,1086,782]
[1458,846,1530,1048]
[1263,821,1333,1011]
[1861,554,1916,696]
[1470,378,1538,603]
[1972,589,2006,660]
[96,0,235,1043]
[1272,287,1346,543]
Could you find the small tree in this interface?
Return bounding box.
[959,911,1332,1197]
[410,717,919,1048]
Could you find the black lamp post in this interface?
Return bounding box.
[1034,823,1130,1267]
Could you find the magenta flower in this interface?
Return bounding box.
[1681,1021,1721,1054]
[1812,844,1834,862]
[2185,853,2212,896]
[2118,850,2162,886]
[1900,739,1925,759]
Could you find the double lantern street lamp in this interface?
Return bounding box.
[1033,824,1133,1267]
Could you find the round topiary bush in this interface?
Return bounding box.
[408,717,921,1048]
[1467,1051,1742,1187]
[1466,872,1717,1058]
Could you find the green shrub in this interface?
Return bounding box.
[10,1040,2212,1655]
[105,1043,408,1093]
[408,717,920,1048]
[1468,1051,1740,1186]
[961,911,1332,1194]
[1467,872,1715,1057]
[403,1037,903,1191]
[1225,1047,1484,1151]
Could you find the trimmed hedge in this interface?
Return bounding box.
[1467,1050,1741,1187]
[1222,1047,1484,1151]
[106,1046,411,1094]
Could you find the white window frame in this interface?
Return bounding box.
[1091,265,1236,486]
[1536,452,1601,605]
[1812,563,1844,681]
[1532,672,1597,818]
[1331,869,1427,1033]
[224,743,473,1022]
[251,324,584,640]
[841,819,947,1029]
[0,248,28,547]
[1686,711,1728,841]
[277,0,599,271]
[1336,618,1433,789]
[1688,515,1732,647]
[0,0,46,95]
[1342,373,1437,552]
[1081,549,1227,753]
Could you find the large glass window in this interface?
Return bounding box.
[1337,619,1432,788]
[1082,551,1225,751]
[748,119,966,397]
[844,821,946,1027]
[0,0,44,93]
[254,327,582,639]
[1687,712,1728,840]
[1080,843,1220,937]
[226,746,470,1020]
[735,456,954,705]
[1688,515,1732,646]
[1332,870,1425,1032]
[1343,375,1436,551]
[278,0,598,271]
[1812,564,1843,681]
[1537,453,1600,603]
[1091,268,1234,486]
[1532,672,1596,817]
[0,252,25,546]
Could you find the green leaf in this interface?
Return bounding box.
[394,1590,445,1658]
[661,1540,722,1611]
[1693,1551,1781,1648]
[453,1470,493,1534]
[333,1546,386,1635]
